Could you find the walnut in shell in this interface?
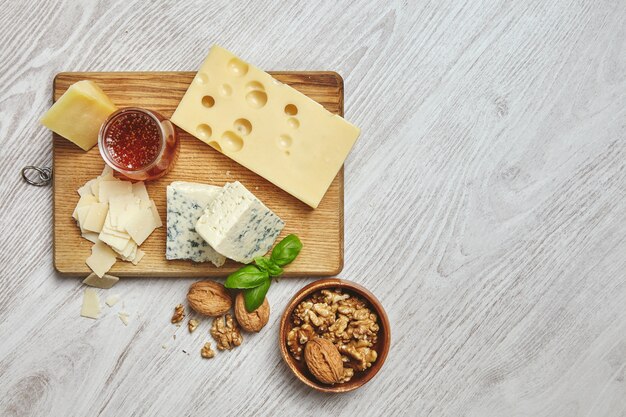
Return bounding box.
[187,280,232,316]
[234,293,270,332]
[304,338,344,385]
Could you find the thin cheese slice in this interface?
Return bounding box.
[83,272,119,289]
[137,199,161,229]
[73,194,98,220]
[109,194,139,228]
[118,312,130,326]
[82,202,108,233]
[113,239,138,261]
[99,181,132,203]
[102,212,130,236]
[81,232,100,244]
[86,241,117,278]
[149,200,162,228]
[80,288,101,319]
[100,165,115,181]
[131,249,145,265]
[78,179,97,198]
[76,205,92,233]
[124,207,156,246]
[105,294,121,307]
[91,180,100,199]
[99,231,131,252]
[132,182,150,201]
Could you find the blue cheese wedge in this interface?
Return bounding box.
[166,182,226,266]
[195,181,285,264]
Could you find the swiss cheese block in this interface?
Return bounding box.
[195,181,284,263]
[171,45,360,208]
[41,80,117,151]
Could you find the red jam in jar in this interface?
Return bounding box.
[98,108,179,181]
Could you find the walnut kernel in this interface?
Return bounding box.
[188,319,199,333]
[201,342,215,358]
[171,304,185,324]
[210,314,243,350]
[287,324,315,361]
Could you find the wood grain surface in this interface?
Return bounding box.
[53,71,345,277]
[1,1,625,416]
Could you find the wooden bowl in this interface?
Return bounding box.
[279,278,391,393]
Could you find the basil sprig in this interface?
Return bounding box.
[254,257,283,277]
[225,234,302,312]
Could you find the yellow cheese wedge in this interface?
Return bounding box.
[41,80,117,151]
[171,46,361,208]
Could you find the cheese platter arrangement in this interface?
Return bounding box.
[52,61,351,277]
[39,45,390,391]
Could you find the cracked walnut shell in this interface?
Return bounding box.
[187,280,232,317]
[304,338,344,385]
[234,293,270,332]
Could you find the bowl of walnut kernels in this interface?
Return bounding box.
[279,278,390,393]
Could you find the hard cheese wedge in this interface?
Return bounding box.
[171,45,360,208]
[195,181,284,264]
[41,80,117,151]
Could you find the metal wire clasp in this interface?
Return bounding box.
[21,165,53,186]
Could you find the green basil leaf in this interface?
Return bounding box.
[253,257,271,272]
[254,257,283,277]
[243,278,270,312]
[270,234,303,267]
[224,265,268,289]
[267,263,283,277]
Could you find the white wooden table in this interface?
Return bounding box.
[1,1,625,416]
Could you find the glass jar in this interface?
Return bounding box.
[98,107,179,181]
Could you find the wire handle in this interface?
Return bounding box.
[21,165,53,186]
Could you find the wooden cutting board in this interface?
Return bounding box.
[53,71,345,277]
